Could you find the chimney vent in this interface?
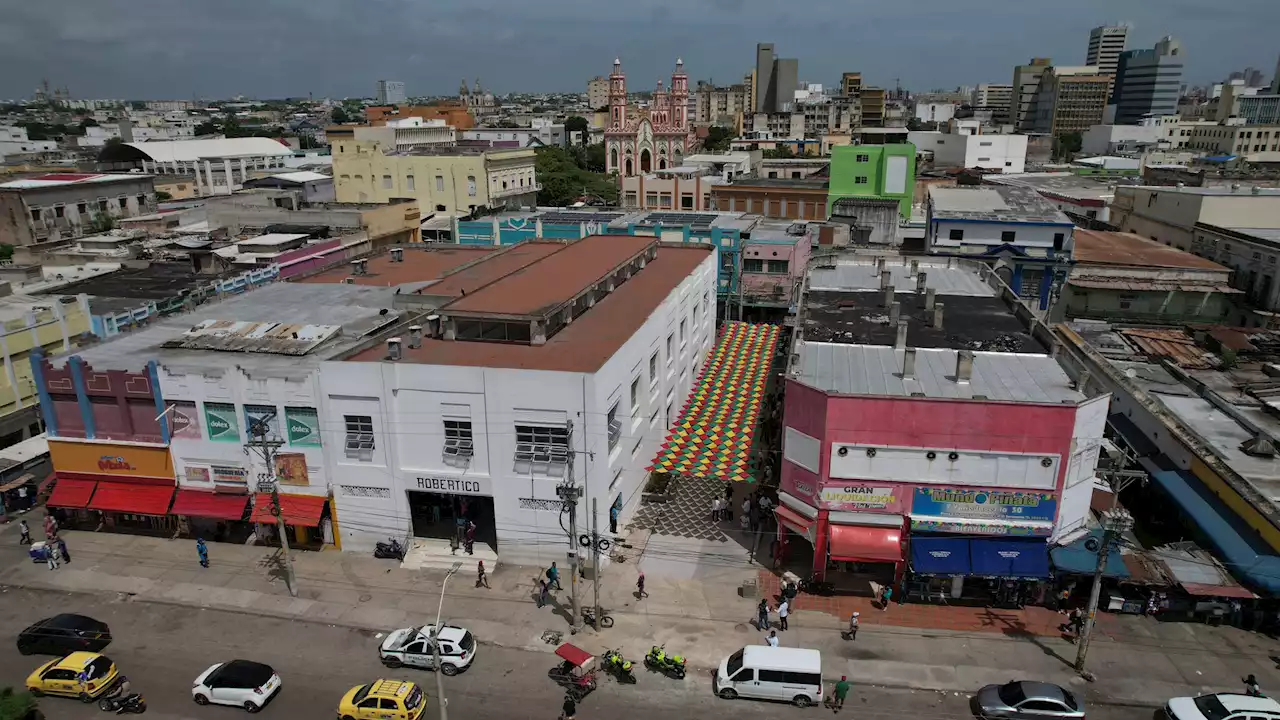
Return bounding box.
[894,320,909,350]
[408,324,423,348]
[387,337,403,361]
[932,302,945,329]
[883,284,895,308]
[902,347,917,378]
[916,271,928,294]
[1242,433,1278,458]
[391,247,404,263]
[910,259,919,277]
[955,349,974,383]
[879,269,892,289]
[925,286,937,310]
[889,301,901,328]
[344,277,355,285]
[1073,370,1091,393]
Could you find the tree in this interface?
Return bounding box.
[583,143,606,173]
[0,245,13,263]
[763,145,796,159]
[1053,131,1082,161]
[331,106,350,124]
[0,686,38,720]
[87,212,116,234]
[194,121,219,136]
[535,146,617,207]
[155,191,173,202]
[79,117,99,128]
[702,126,734,152]
[564,115,589,144]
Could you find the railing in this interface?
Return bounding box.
[491,182,542,199]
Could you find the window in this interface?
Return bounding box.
[767,259,789,273]
[514,424,570,473]
[607,403,621,451]
[645,192,658,207]
[339,145,345,153]
[117,197,128,209]
[679,319,687,346]
[681,194,694,210]
[382,175,393,189]
[435,175,444,192]
[743,258,765,272]
[649,352,659,385]
[137,195,146,207]
[435,204,446,212]
[344,415,375,460]
[1053,233,1065,252]
[1118,293,1136,310]
[768,171,778,179]
[977,157,991,162]
[666,334,674,365]
[759,669,787,683]
[854,176,868,184]
[1020,702,1066,713]
[630,377,640,412]
[1000,230,1016,243]
[54,205,64,218]
[649,408,659,426]
[467,176,477,197]
[948,228,964,241]
[624,191,638,206]
[443,420,474,459]
[856,154,869,162]
[76,202,86,215]
[244,405,279,438]
[659,193,673,209]
[340,174,350,181]
[406,175,415,191]
[791,171,801,179]
[979,141,993,147]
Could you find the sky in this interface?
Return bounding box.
[1,0,1277,101]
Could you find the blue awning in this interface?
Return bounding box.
[910,536,970,575]
[1202,155,1238,163]
[970,538,1051,579]
[1151,470,1280,595]
[1050,529,1131,578]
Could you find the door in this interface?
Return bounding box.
[403,640,431,669]
[356,697,381,720]
[758,669,789,700]
[379,697,402,720]
[43,668,76,696]
[209,678,239,705]
[1016,700,1069,720]
[728,667,756,697]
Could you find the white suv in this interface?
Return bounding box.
[1166,694,1280,720]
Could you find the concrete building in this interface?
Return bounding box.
[1086,25,1129,77]
[860,87,886,127]
[972,84,1013,124]
[109,138,295,197]
[0,126,57,159]
[712,177,829,220]
[621,167,724,211]
[0,173,158,247]
[1112,37,1185,125]
[779,255,1102,589]
[984,172,1118,223]
[827,144,916,219]
[205,195,421,252]
[1060,229,1238,324]
[0,292,92,448]
[1013,58,1053,130]
[587,76,610,110]
[1187,124,1280,162]
[375,80,406,105]
[914,103,958,125]
[908,132,1027,173]
[604,59,695,178]
[1185,222,1280,317]
[365,105,474,131]
[695,82,749,128]
[754,43,799,114]
[463,121,566,148]
[316,237,716,566]
[1029,66,1111,137]
[737,219,812,319]
[241,171,335,204]
[926,185,1074,308]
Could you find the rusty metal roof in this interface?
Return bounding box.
[1072,229,1229,271]
[161,319,350,355]
[1118,328,1213,369]
[1067,275,1242,293]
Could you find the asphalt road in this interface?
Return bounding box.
[0,587,1151,720]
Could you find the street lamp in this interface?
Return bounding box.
[432,561,463,720]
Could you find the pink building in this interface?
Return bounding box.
[739,220,812,322]
[775,256,1106,602]
[604,58,695,178]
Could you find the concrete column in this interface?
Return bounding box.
[223,159,234,190]
[240,158,248,183]
[192,161,204,196]
[204,160,214,193]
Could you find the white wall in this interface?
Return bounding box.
[909,132,1026,173]
[915,103,957,124]
[928,219,1070,255]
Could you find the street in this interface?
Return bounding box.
[0,587,1150,720]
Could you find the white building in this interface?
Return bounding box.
[908,131,1027,173]
[914,102,958,125]
[376,80,407,105]
[120,138,296,196]
[0,126,57,157]
[318,236,717,567]
[927,185,1074,256]
[76,123,196,147]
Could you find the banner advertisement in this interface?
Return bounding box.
[285,407,321,447]
[49,440,174,480]
[911,487,1057,523]
[820,483,905,512]
[169,401,202,440]
[274,453,311,487]
[204,403,240,443]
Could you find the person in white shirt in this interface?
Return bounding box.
[846,612,860,640]
[711,497,722,522]
[777,599,790,631]
[765,630,779,647]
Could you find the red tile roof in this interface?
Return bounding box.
[295,246,493,286]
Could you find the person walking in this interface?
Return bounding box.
[196,538,209,568]
[476,560,490,589]
[833,675,851,711]
[45,543,58,571]
[765,630,779,647]
[757,598,770,631]
[880,584,892,610]
[609,503,619,534]
[777,598,790,631]
[741,498,751,528]
[464,521,476,555]
[57,537,70,564]
[711,497,722,522]
[42,512,57,542]
[547,562,562,590]
[18,519,30,545]
[846,612,860,640]
[636,572,648,599]
[561,695,577,720]
[536,579,550,608]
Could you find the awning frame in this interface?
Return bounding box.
[827,523,903,564]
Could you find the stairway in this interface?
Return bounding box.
[400,537,499,573]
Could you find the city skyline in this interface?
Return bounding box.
[0,0,1277,100]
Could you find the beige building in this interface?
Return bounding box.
[1111,185,1280,254]
[1187,124,1280,162]
[0,291,93,445]
[1085,25,1129,77]
[587,76,610,111]
[1012,57,1052,130]
[1029,66,1110,136]
[621,167,722,212]
[695,82,749,129]
[331,138,538,215]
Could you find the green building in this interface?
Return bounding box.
[827,144,916,219]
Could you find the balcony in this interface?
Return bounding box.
[492,182,541,200]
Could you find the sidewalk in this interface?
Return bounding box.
[2,528,1278,709]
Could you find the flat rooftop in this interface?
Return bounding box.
[34,263,228,302]
[0,173,149,190]
[420,241,565,300]
[1139,185,1280,197]
[725,177,830,190]
[985,172,1124,203]
[445,235,655,316]
[347,245,712,372]
[297,246,493,287]
[808,259,997,296]
[1072,229,1228,271]
[928,185,1072,224]
[795,342,1082,403]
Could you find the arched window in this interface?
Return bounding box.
[610,147,618,169]
[640,149,651,173]
[625,158,633,175]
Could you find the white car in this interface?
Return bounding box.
[1165,693,1280,720]
[192,660,281,713]
[379,624,476,676]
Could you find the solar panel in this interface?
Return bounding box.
[637,212,719,228]
[537,211,625,225]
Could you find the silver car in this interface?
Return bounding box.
[975,681,1086,720]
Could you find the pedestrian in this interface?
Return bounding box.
[723,484,733,520]
[766,630,779,647]
[1244,674,1263,697]
[464,521,476,555]
[57,538,70,564]
[16,484,28,511]
[561,694,577,720]
[18,519,30,545]
[757,598,770,631]
[846,612,860,641]
[609,503,619,534]
[833,675,851,711]
[43,512,56,542]
[739,507,749,532]
[196,537,209,568]
[537,579,550,608]
[1230,599,1244,627]
[547,562,562,590]
[880,584,892,610]
[45,543,58,571]
[711,497,722,522]
[430,502,441,526]
[636,572,648,599]
[1070,608,1085,640]
[476,560,490,589]
[778,598,790,631]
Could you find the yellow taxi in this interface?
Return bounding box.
[26,651,119,701]
[338,679,426,720]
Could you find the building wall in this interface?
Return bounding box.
[0,296,91,442]
[1061,284,1233,324]
[0,177,158,247]
[909,132,1027,173]
[1187,125,1280,163]
[739,235,809,305]
[621,175,718,212]
[332,142,536,214]
[364,105,474,130]
[712,186,828,220]
[1012,59,1052,130]
[927,218,1071,255]
[1112,39,1184,125]
[828,144,916,218]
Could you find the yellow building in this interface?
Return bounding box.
[0,291,92,447]
[329,133,538,215]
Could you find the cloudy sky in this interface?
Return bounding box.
[1,0,1277,100]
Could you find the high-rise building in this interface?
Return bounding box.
[1086,25,1129,76]
[973,83,1014,123]
[753,43,799,113]
[841,72,863,98]
[1271,55,1280,94]
[1111,37,1185,124]
[1030,66,1111,136]
[587,76,609,110]
[375,80,406,105]
[1012,58,1053,130]
[1244,67,1266,88]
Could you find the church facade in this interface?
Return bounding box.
[604,59,696,178]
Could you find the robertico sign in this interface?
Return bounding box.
[414,475,489,496]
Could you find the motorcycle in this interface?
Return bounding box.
[581,606,614,629]
[644,644,686,679]
[98,693,146,714]
[601,648,636,684]
[798,574,835,596]
[374,538,405,560]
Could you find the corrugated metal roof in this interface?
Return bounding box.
[125,138,294,163]
[160,319,346,356]
[1068,276,1241,293]
[0,173,147,190]
[1118,328,1212,369]
[794,342,1083,403]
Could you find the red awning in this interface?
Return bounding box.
[171,489,248,521]
[828,523,903,564]
[249,493,326,527]
[46,479,97,508]
[774,505,814,536]
[88,481,175,516]
[1181,582,1256,599]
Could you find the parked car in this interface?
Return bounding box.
[25,652,119,702]
[974,681,1086,720]
[17,615,111,656]
[192,660,281,713]
[379,625,476,676]
[338,680,425,720]
[1165,693,1280,720]
[714,646,823,707]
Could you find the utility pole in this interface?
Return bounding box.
[556,419,582,634]
[432,561,462,720]
[591,497,602,626]
[1074,508,1133,677]
[245,412,298,598]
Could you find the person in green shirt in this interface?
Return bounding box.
[833,675,851,711]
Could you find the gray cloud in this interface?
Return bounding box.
[0,0,1276,100]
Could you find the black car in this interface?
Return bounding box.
[17,614,111,655]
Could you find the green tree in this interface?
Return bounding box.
[194,121,219,136]
[155,191,173,202]
[0,245,13,263]
[535,146,617,206]
[79,117,99,128]
[87,212,116,234]
[0,686,38,720]
[1053,131,1082,161]
[702,126,734,152]
[331,106,350,124]
[564,115,589,144]
[583,143,606,173]
[763,145,796,159]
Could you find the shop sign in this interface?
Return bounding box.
[911,487,1057,523]
[910,518,1052,537]
[204,404,240,443]
[185,467,211,484]
[169,401,202,440]
[285,407,321,447]
[49,440,174,479]
[820,483,904,512]
[274,453,310,487]
[211,466,248,484]
[414,475,489,496]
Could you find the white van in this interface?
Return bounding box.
[715,646,824,707]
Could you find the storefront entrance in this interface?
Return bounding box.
[407,490,495,551]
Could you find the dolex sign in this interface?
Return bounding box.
[415,476,488,496]
[204,404,240,443]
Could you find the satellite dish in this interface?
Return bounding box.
[1083,537,1102,553]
